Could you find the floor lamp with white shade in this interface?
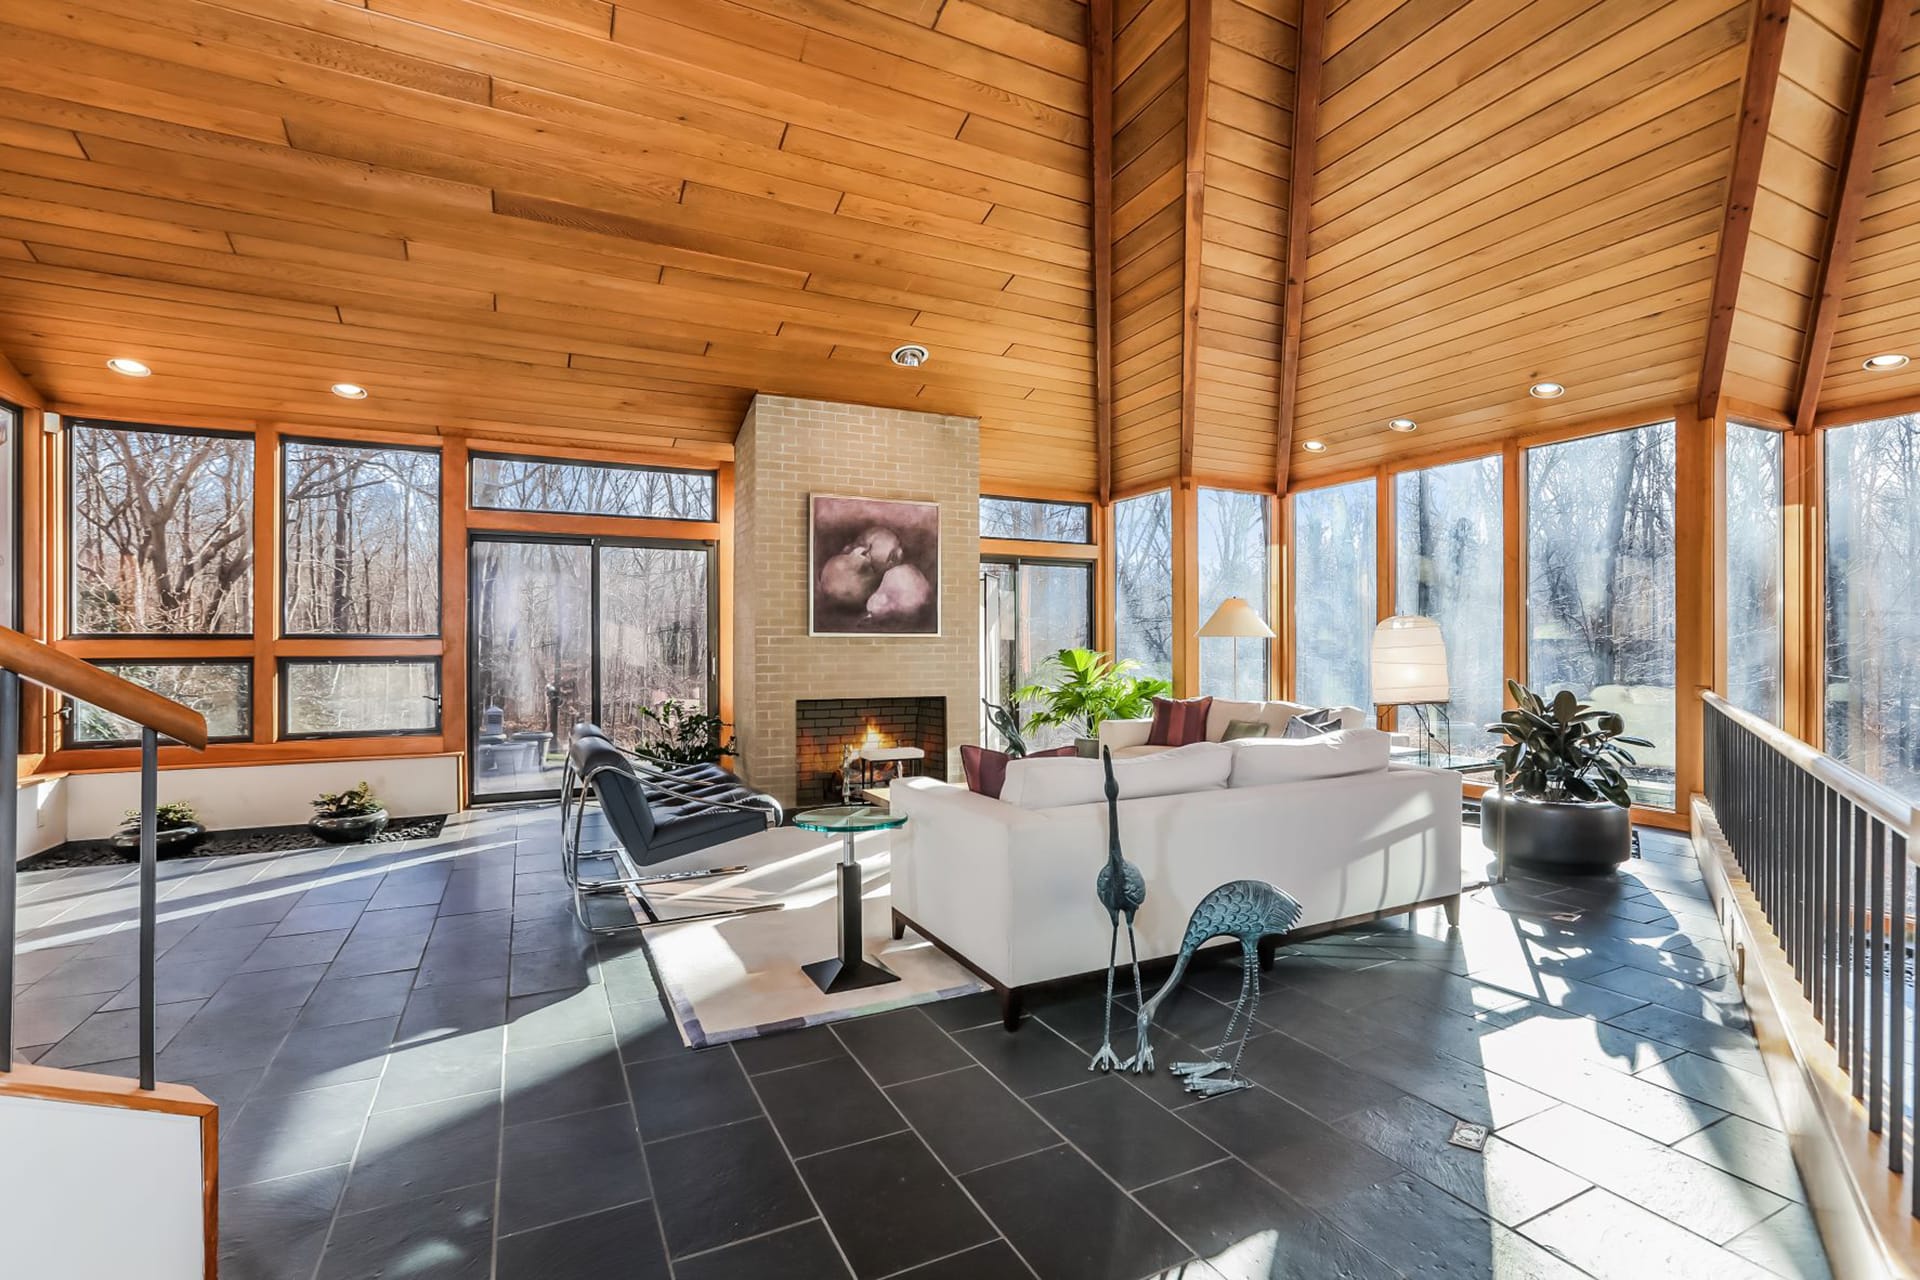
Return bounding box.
[1371,615,1450,761]
[1197,597,1275,699]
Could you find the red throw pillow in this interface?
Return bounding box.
[961,744,1074,799]
[1146,696,1213,747]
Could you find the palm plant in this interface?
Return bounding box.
[636,699,736,766]
[1491,679,1653,808]
[1013,648,1172,740]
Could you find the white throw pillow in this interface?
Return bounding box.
[999,741,1233,810]
[1225,729,1391,787]
[1205,698,1310,743]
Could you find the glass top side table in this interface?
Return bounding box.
[792,806,907,993]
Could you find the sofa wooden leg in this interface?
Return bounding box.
[1442,894,1461,928]
[1257,935,1278,971]
[890,909,906,941]
[999,987,1023,1031]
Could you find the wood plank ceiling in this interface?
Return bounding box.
[1,0,1917,494]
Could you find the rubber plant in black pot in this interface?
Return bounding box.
[635,699,735,766]
[310,782,389,844]
[1485,680,1652,875]
[109,801,205,858]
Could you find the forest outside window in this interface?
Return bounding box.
[470,453,715,521]
[1197,489,1270,700]
[1726,424,1784,724]
[1525,420,1677,808]
[284,439,441,637]
[69,421,253,636]
[979,496,1092,543]
[71,660,251,745]
[1394,456,1503,756]
[283,659,441,738]
[1113,490,1173,683]
[1292,479,1376,712]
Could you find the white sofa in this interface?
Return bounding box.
[889,732,1464,1028]
[1097,697,1369,758]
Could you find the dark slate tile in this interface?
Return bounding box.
[1490,1046,1727,1143]
[218,1164,347,1280]
[366,867,451,911]
[26,953,142,998]
[1136,1158,1402,1280]
[733,1023,850,1075]
[298,969,419,1029]
[11,990,111,1046]
[396,975,508,1043]
[629,1046,761,1142]
[963,1145,1192,1280]
[1032,1077,1223,1190]
[269,902,367,937]
[954,1021,1094,1097]
[497,1199,672,1280]
[1725,1203,1834,1280]
[918,990,1010,1034]
[1176,1084,1401,1210]
[1674,1115,1806,1203]
[1582,964,1750,1028]
[348,904,440,939]
[509,943,595,997]
[800,1131,995,1279]
[414,932,512,989]
[890,1241,1032,1280]
[497,1103,649,1235]
[609,993,685,1063]
[1318,1170,1584,1280]
[887,1064,1058,1175]
[1634,1050,1783,1129]
[224,1078,380,1186]
[505,1033,630,1124]
[154,1005,303,1079]
[97,957,239,1011]
[329,930,430,978]
[254,1015,398,1096]
[374,1027,503,1112]
[1520,1187,1776,1280]
[507,986,615,1049]
[1232,1031,1410,1124]
[754,1052,908,1157]
[1347,1093,1589,1226]
[343,1094,504,1214]
[648,1116,815,1257]
[235,928,350,973]
[316,1184,494,1280]
[833,1007,971,1085]
[1603,1002,1765,1073]
[673,1220,850,1280]
[38,997,204,1068]
[200,963,331,1016]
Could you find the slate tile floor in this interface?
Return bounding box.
[10,812,1831,1280]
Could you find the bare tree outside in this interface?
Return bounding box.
[1114,490,1173,681]
[979,497,1090,543]
[1825,413,1920,800]
[71,422,253,635]
[284,441,439,637]
[74,661,250,744]
[598,544,712,747]
[1395,456,1503,755]
[471,455,714,521]
[1293,478,1377,711]
[284,661,440,737]
[981,558,1092,748]
[1526,421,1677,805]
[1197,489,1270,699]
[1727,424,1784,723]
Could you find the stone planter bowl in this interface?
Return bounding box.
[108,822,206,859]
[309,808,390,845]
[1483,792,1631,875]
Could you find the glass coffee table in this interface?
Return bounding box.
[793,805,907,993]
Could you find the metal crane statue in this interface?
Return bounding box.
[1130,879,1304,1096]
[1089,746,1148,1073]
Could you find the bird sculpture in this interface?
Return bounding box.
[1129,880,1304,1096]
[1089,746,1148,1073]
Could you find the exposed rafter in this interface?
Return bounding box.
[1179,0,1212,487]
[1792,0,1910,434]
[1274,0,1326,495]
[1697,0,1794,420]
[1091,0,1115,504]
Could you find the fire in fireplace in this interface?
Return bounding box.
[794,697,947,807]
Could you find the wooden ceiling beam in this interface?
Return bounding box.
[1791,0,1910,434]
[1178,0,1212,487]
[1696,0,1793,421]
[1275,0,1327,495]
[1091,0,1115,505]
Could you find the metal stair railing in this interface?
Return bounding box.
[0,627,208,1089]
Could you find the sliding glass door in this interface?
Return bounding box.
[981,557,1093,750]
[469,534,715,801]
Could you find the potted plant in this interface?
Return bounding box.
[1013,648,1173,758]
[109,801,205,858]
[1484,680,1653,874]
[310,782,389,844]
[635,699,736,766]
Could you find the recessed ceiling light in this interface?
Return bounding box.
[1863,353,1910,371]
[1387,418,1417,433]
[889,344,930,368]
[1302,440,1327,453]
[106,358,150,378]
[330,382,369,400]
[1528,381,1566,399]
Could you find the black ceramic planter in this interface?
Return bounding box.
[1485,792,1631,875]
[107,822,206,859]
[309,808,390,844]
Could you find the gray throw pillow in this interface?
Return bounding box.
[1222,718,1271,741]
[1283,707,1342,738]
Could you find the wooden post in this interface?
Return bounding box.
[251,426,281,746]
[439,437,470,799]
[1674,402,1723,808]
[1172,485,1198,696]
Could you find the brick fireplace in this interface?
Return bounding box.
[794,697,948,807]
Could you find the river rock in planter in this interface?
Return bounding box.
[309,808,390,844]
[1483,792,1630,875]
[107,822,206,859]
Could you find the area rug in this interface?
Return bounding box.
[636,826,989,1048]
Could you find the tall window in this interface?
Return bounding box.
[1726,424,1784,723]
[471,454,714,520]
[1395,455,1503,754]
[979,496,1091,543]
[1824,414,1920,800]
[981,558,1093,749]
[1526,421,1677,807]
[1197,489,1271,699]
[1292,479,1376,710]
[283,440,440,636]
[1113,490,1173,681]
[70,421,253,635]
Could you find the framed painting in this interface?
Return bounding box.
[809,494,940,636]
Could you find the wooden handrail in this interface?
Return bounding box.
[1704,691,1917,841]
[0,627,208,750]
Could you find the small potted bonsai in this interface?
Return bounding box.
[1014,647,1173,757]
[635,699,735,766]
[310,782,389,844]
[1484,680,1653,874]
[110,800,205,858]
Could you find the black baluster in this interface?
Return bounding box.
[1872,819,1887,1135]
